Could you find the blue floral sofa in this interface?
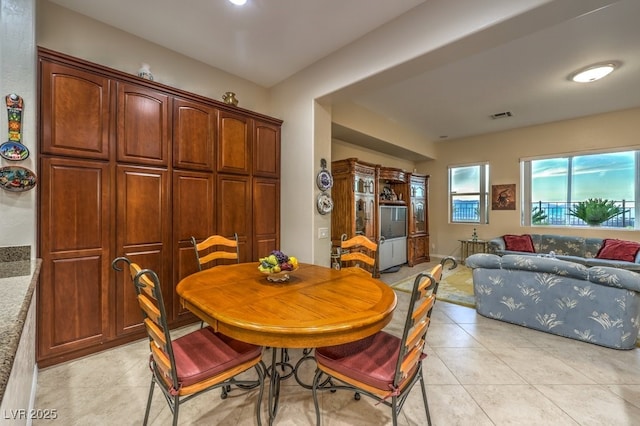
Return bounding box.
[465,253,640,349]
[489,234,640,272]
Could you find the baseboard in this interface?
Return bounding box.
[26,364,38,426]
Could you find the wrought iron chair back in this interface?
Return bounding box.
[111,256,265,426]
[311,256,457,426]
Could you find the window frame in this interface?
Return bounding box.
[448,162,489,224]
[521,149,638,228]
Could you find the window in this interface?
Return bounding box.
[522,150,637,228]
[449,163,489,223]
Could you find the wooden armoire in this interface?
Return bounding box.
[330,158,378,245]
[330,158,429,271]
[37,48,282,367]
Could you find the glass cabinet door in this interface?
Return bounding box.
[413,201,425,233]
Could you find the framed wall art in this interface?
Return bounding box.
[492,184,516,210]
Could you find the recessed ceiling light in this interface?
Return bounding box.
[228,0,247,5]
[569,61,620,83]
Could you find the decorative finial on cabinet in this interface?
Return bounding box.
[222,91,239,106]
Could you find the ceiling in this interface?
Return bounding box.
[48,0,640,151]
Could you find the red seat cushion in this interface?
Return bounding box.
[596,239,640,262]
[171,327,262,388]
[503,234,535,252]
[315,332,401,391]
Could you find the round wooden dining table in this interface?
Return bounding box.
[177,262,397,348]
[177,262,397,425]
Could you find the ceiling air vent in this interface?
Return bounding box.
[490,111,513,119]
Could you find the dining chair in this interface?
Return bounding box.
[311,256,457,426]
[111,256,265,426]
[191,233,239,328]
[339,234,378,276]
[191,233,240,270]
[294,234,380,386]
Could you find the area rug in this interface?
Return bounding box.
[390,264,475,308]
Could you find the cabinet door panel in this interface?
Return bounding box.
[42,159,109,251]
[173,171,215,318]
[45,256,106,344]
[253,120,280,177]
[408,175,429,265]
[40,61,111,159]
[38,157,111,359]
[116,165,171,335]
[217,174,251,262]
[218,111,250,174]
[173,98,216,170]
[117,83,170,165]
[253,178,280,259]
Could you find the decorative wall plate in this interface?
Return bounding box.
[0,141,29,161]
[316,158,333,191]
[316,169,333,191]
[0,166,37,192]
[316,192,334,215]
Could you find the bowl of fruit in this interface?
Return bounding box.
[258,250,299,282]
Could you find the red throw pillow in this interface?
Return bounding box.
[596,239,640,262]
[503,234,535,253]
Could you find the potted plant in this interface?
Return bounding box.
[568,198,623,226]
[532,206,548,225]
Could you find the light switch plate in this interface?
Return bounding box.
[318,227,329,239]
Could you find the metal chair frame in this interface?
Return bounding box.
[112,256,265,426]
[311,256,457,426]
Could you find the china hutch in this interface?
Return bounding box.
[331,158,429,272]
[407,173,430,266]
[37,48,282,366]
[330,158,378,244]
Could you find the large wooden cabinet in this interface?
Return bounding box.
[330,158,378,245]
[331,158,429,272]
[407,173,430,266]
[37,48,282,366]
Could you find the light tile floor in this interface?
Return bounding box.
[33,263,640,425]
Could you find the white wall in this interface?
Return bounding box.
[332,139,418,172]
[0,0,37,252]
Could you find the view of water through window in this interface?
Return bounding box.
[529,151,636,227]
[450,164,489,223]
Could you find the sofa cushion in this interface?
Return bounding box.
[503,234,535,253]
[588,266,640,292]
[500,254,589,281]
[555,254,588,266]
[585,257,640,272]
[596,239,640,262]
[539,234,587,257]
[585,238,605,258]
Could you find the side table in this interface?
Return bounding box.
[459,239,488,263]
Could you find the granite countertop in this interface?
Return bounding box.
[0,259,41,406]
